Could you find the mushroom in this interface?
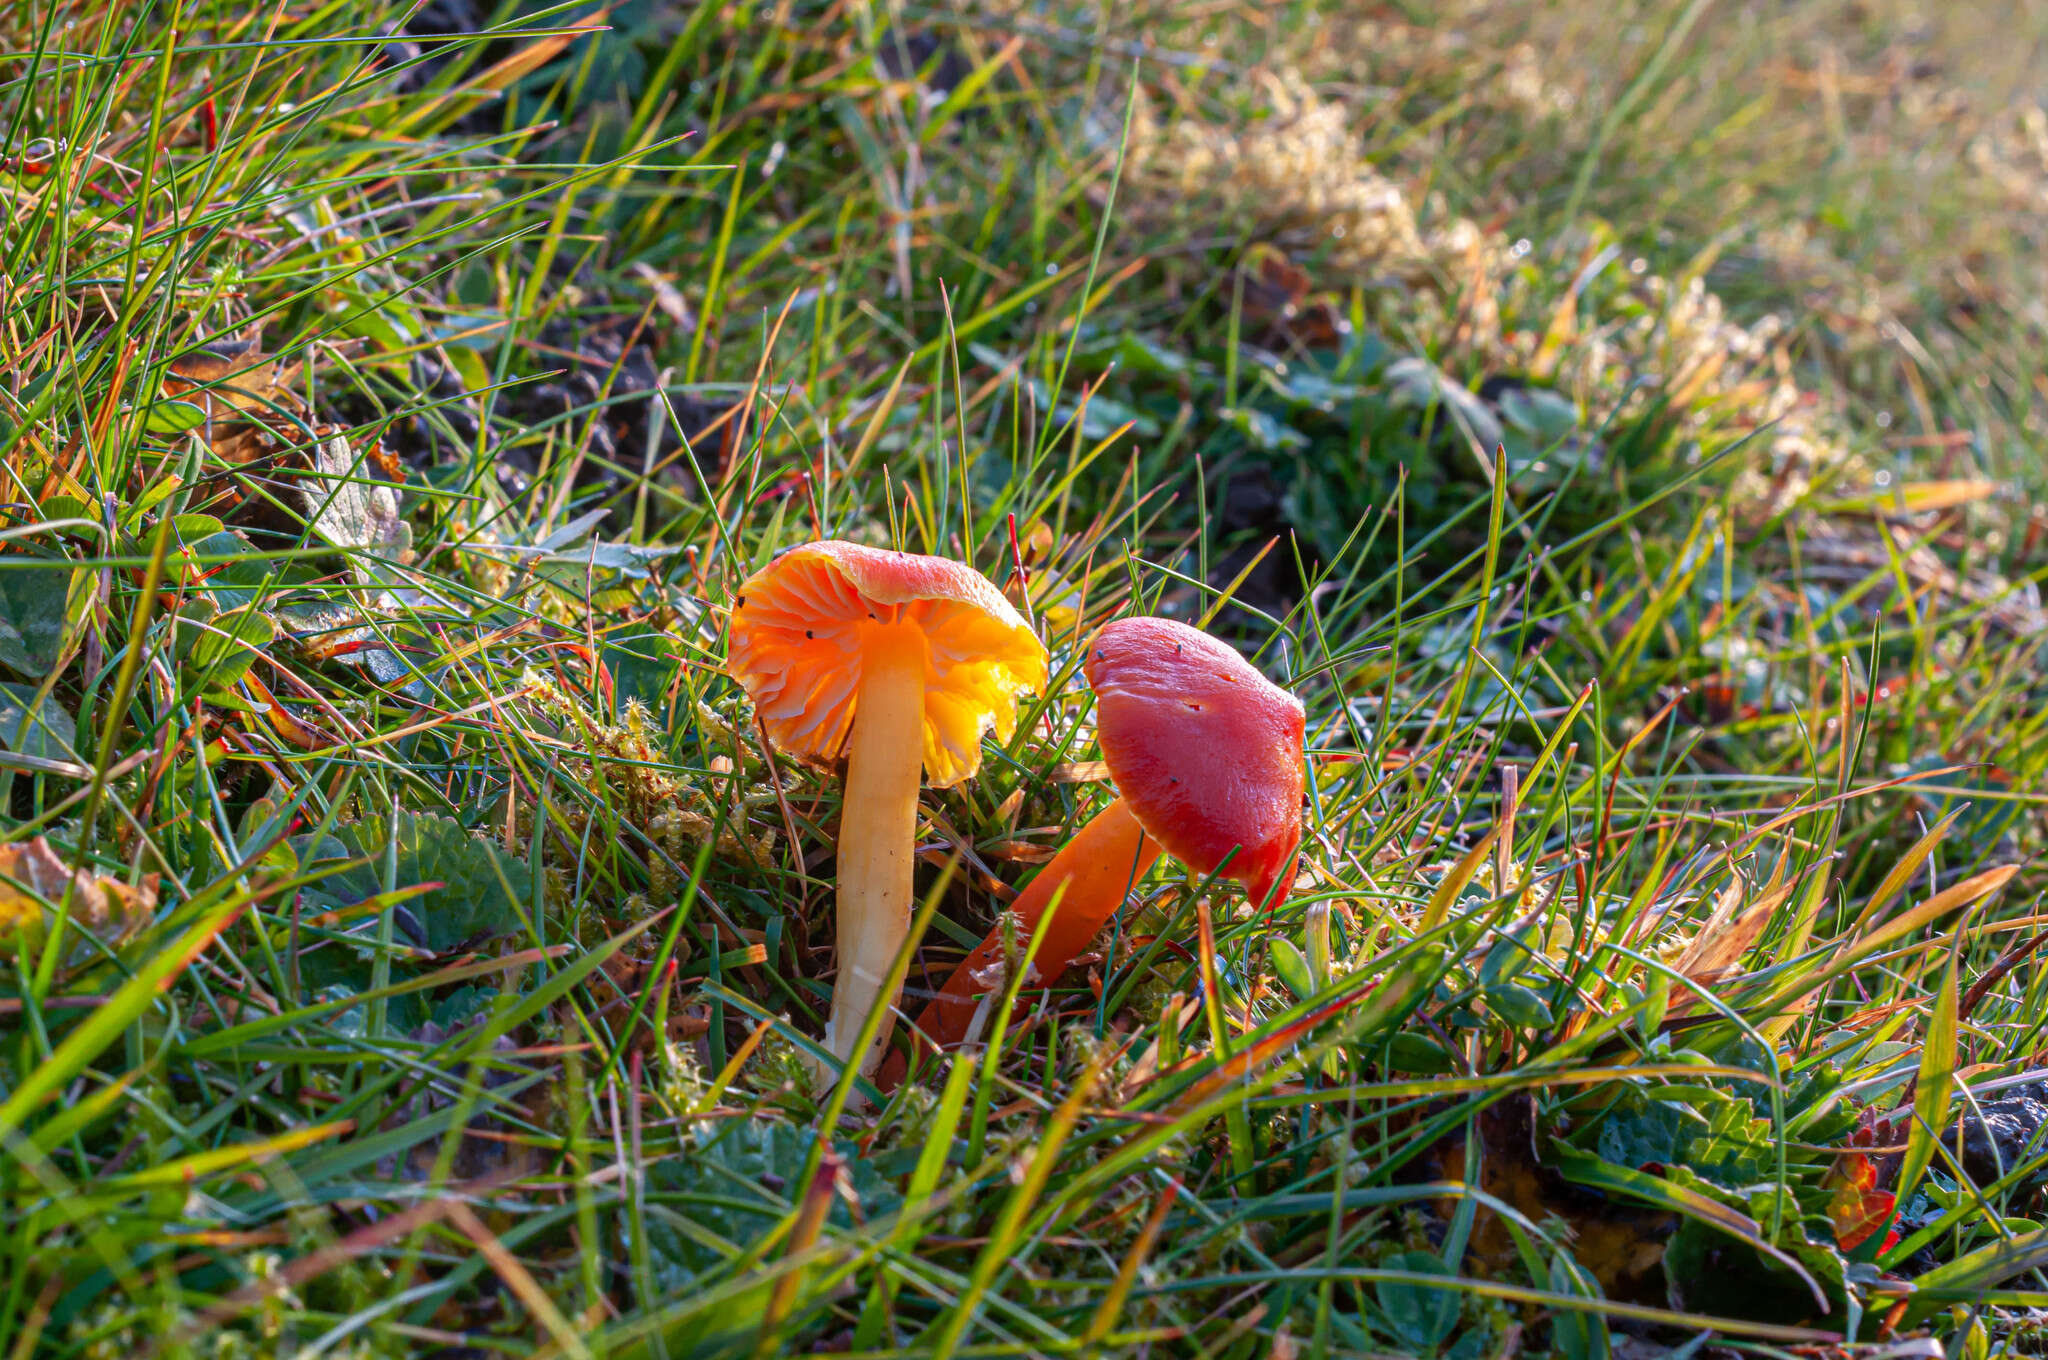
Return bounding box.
[726,541,1047,1079]
[889,615,1304,1077]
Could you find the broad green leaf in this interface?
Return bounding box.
[1663,1214,1847,1327]
[1551,1145,1826,1312]
[1487,981,1553,1029]
[1269,937,1315,1002]
[0,563,83,678]
[1592,1086,1771,1189]
[0,682,77,760]
[603,626,685,715]
[1374,1251,1460,1351]
[324,809,536,950]
[1217,405,1308,452]
[1385,1032,1456,1074]
[142,398,209,435]
[183,607,277,691]
[1548,1251,1610,1360]
[635,1120,900,1295]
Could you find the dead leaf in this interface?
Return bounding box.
[301,432,413,563]
[1048,761,1111,784]
[365,438,406,483]
[164,337,310,467]
[984,839,1058,864]
[1238,245,1348,347]
[629,261,697,332]
[1669,882,1794,1012]
[1424,1095,1677,1302]
[0,837,157,956]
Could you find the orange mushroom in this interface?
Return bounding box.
[726,541,1047,1079]
[888,616,1304,1081]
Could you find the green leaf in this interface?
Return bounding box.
[603,626,684,716]
[166,513,226,547]
[1897,945,1961,1199]
[1662,1214,1847,1327]
[1497,385,1581,441]
[185,530,280,610]
[1553,1145,1831,1317]
[1374,1251,1460,1352]
[1384,355,1504,451]
[321,810,536,950]
[1072,329,1204,379]
[183,607,277,691]
[1478,932,1525,988]
[0,682,76,761]
[1384,1031,1456,1074]
[1269,938,1315,1002]
[1547,1252,1609,1360]
[0,563,83,678]
[1218,405,1308,452]
[1487,981,1553,1030]
[636,1118,900,1295]
[119,474,183,527]
[143,399,210,435]
[1591,1086,1772,1188]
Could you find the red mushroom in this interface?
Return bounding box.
[888,616,1304,1079]
[726,542,1047,1079]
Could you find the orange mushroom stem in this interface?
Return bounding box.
[884,615,1304,1089]
[899,797,1164,1061]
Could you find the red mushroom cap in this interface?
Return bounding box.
[727,541,1047,788]
[1084,616,1305,906]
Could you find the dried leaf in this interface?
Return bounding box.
[984,838,1057,864]
[1048,761,1111,784]
[1669,882,1793,1012]
[1434,1096,1675,1301]
[0,838,157,956]
[301,433,413,562]
[629,261,696,331]
[164,338,310,466]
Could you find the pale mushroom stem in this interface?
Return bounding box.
[823,622,928,1079]
[883,796,1164,1084]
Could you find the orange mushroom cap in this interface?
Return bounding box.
[1084,617,1305,906]
[727,541,1048,787]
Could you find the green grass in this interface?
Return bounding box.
[2,0,2048,1355]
